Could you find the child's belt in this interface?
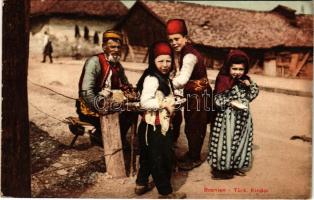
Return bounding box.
[185,77,210,94]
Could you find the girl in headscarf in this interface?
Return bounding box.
[135,41,186,199]
[208,50,259,179]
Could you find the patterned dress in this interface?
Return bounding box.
[208,81,259,171]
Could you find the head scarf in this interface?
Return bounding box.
[215,49,250,94]
[102,30,123,44]
[137,41,174,96]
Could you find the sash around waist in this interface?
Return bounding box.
[185,77,211,94]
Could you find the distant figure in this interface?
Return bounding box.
[84,26,89,41]
[93,31,99,44]
[75,25,81,38]
[42,31,53,63]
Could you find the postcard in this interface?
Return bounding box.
[2,0,312,198]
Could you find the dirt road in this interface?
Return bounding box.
[28,57,312,198]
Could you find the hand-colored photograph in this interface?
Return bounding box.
[2,0,312,199]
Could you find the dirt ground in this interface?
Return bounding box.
[28,56,312,198]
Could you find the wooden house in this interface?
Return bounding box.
[115,1,313,79]
[30,0,128,57]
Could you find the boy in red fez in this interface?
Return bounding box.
[135,41,186,199]
[167,19,213,171]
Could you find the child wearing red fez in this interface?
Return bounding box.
[167,19,213,171]
[135,41,187,199]
[208,50,259,179]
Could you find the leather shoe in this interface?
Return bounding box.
[159,192,187,199]
[211,169,234,180]
[178,159,203,171]
[135,182,155,195]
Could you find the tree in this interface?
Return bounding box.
[2,0,31,197]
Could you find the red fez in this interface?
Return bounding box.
[166,19,188,36]
[153,42,172,58]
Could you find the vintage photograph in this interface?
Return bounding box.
[2,0,312,198]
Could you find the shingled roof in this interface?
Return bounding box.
[136,1,313,48]
[31,0,128,19]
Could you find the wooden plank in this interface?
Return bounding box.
[130,117,138,176]
[100,113,126,178]
[264,59,277,76]
[292,52,310,77]
[122,45,129,61]
[142,48,149,63]
[128,44,135,62]
[288,53,300,73]
[123,31,135,62]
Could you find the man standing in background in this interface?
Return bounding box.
[42,31,53,63]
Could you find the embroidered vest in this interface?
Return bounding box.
[179,44,207,81]
[78,54,122,117]
[179,44,211,94]
[97,53,121,90]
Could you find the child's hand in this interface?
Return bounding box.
[239,79,251,86]
[161,98,175,116]
[230,100,248,110]
[165,104,175,116]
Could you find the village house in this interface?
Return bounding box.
[115,1,313,79]
[30,0,128,58]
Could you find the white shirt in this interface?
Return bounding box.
[172,53,197,89]
[103,69,113,90]
[140,75,174,135]
[140,76,160,110]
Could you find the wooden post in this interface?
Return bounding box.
[2,0,31,197]
[100,113,126,178]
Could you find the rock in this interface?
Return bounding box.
[52,163,63,168]
[62,153,70,157]
[73,159,83,165]
[104,172,113,179]
[56,169,68,175]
